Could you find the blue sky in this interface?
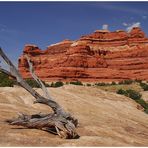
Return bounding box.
[0,1,148,67]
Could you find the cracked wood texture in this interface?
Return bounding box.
[0,47,79,139]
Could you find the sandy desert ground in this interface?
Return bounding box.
[0,85,148,146]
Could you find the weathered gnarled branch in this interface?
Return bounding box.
[25,55,51,99]
[0,47,79,139]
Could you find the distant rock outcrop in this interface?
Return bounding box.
[18,27,148,82]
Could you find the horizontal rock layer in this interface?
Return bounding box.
[18,27,148,82]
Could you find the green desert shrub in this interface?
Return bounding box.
[25,79,40,88]
[117,89,142,100]
[70,81,83,86]
[144,109,148,114]
[136,99,148,110]
[86,83,91,87]
[54,81,64,87]
[50,81,64,87]
[43,81,50,87]
[0,72,14,87]
[126,89,142,100]
[140,82,148,91]
[65,82,69,85]
[50,82,54,87]
[95,81,117,86]
[135,79,142,83]
[119,79,133,85]
[111,81,116,85]
[25,79,50,88]
[116,88,148,113]
[95,82,106,86]
[116,89,127,95]
[136,99,148,114]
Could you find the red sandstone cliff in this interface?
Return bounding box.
[18,27,148,82]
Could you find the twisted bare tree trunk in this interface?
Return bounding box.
[0,48,79,139]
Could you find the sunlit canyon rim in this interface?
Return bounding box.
[18,27,148,82]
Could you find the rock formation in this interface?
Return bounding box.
[18,27,148,82]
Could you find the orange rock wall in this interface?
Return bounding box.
[18,27,148,82]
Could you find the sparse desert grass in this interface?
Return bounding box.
[95,82,143,93]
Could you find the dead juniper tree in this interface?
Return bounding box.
[0,47,79,139]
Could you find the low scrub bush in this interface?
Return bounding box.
[50,81,64,87]
[135,79,142,83]
[136,99,148,114]
[126,89,142,100]
[95,82,107,86]
[95,81,117,86]
[54,81,64,87]
[86,83,91,87]
[69,81,83,86]
[25,79,50,88]
[117,89,127,95]
[117,88,148,114]
[0,72,14,87]
[136,99,148,110]
[117,89,142,100]
[65,82,69,85]
[140,82,148,91]
[118,79,133,85]
[111,81,116,85]
[25,79,40,88]
[144,109,148,114]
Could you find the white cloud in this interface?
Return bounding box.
[102,24,108,30]
[126,22,141,32]
[142,15,147,19]
[122,22,128,27]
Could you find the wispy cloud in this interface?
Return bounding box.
[0,24,19,35]
[102,24,108,30]
[123,22,141,32]
[142,15,147,19]
[122,22,128,27]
